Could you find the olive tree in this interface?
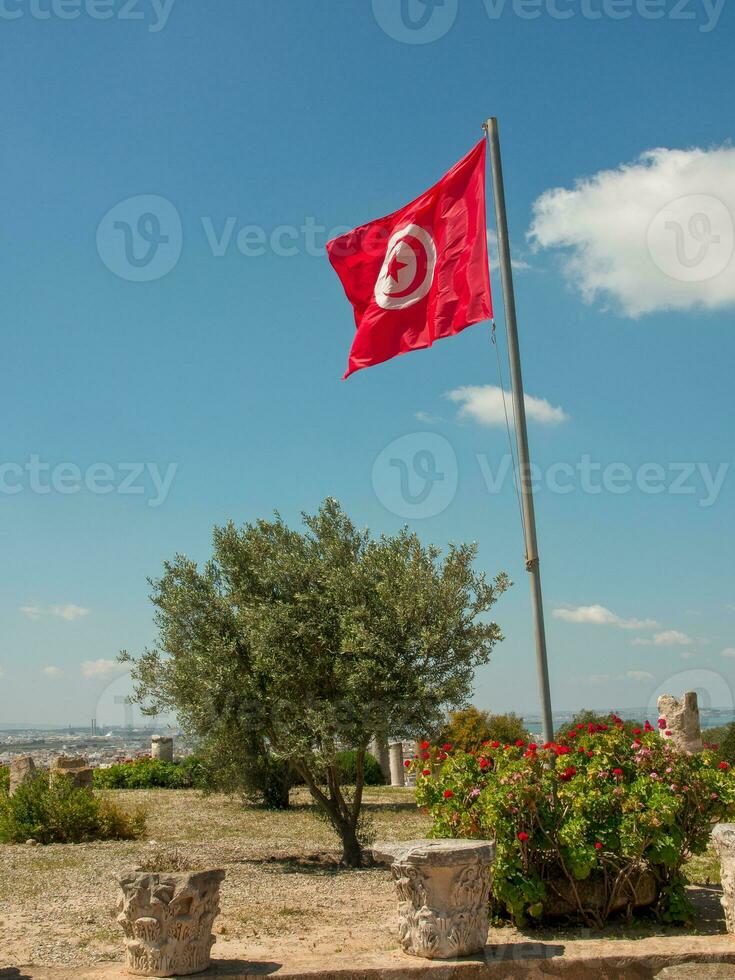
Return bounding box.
[123,498,508,866]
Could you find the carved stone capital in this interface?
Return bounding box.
[116,869,225,977]
[374,839,494,959]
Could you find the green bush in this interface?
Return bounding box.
[0,772,146,844]
[0,766,8,794]
[92,756,205,790]
[414,713,735,927]
[335,750,386,787]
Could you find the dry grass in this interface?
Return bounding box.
[0,786,428,969]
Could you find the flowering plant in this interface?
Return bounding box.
[413,715,735,927]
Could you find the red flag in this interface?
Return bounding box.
[327,140,493,379]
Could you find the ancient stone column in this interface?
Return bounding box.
[151,736,174,763]
[116,869,225,977]
[712,824,735,933]
[9,756,36,796]
[373,839,495,959]
[658,692,703,754]
[51,756,93,790]
[388,741,404,787]
[368,737,391,782]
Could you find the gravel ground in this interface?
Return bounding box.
[0,787,429,970]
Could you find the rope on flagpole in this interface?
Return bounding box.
[490,318,527,551]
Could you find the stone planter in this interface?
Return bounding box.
[374,839,494,959]
[116,870,225,977]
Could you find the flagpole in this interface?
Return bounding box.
[483,117,555,745]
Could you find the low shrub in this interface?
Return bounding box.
[335,750,386,787]
[413,713,735,927]
[0,772,146,844]
[0,765,8,794]
[92,755,205,790]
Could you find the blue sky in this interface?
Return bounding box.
[1,0,734,727]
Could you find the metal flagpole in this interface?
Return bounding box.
[483,117,555,745]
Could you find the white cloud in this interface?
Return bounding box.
[20,605,44,620]
[81,659,121,679]
[446,385,569,427]
[20,604,90,622]
[529,146,735,317]
[414,411,441,424]
[553,604,659,630]
[680,651,698,660]
[633,630,693,647]
[588,669,654,685]
[42,666,63,678]
[487,229,531,272]
[721,648,735,660]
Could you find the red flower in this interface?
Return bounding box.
[576,724,585,730]
[421,741,430,750]
[567,731,577,739]
[612,768,623,777]
[665,730,672,737]
[720,761,730,770]
[555,745,571,756]
[595,842,603,850]
[658,718,667,730]
[587,723,596,733]
[421,751,430,760]
[404,760,411,768]
[543,742,555,750]
[442,743,452,752]
[528,743,538,751]
[587,751,594,758]
[517,831,529,842]
[491,741,500,748]
[559,766,577,782]
[422,769,431,777]
[515,739,526,748]
[443,790,454,799]
[632,728,642,735]
[479,758,490,769]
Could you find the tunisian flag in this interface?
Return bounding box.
[327,140,493,379]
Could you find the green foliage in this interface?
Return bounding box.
[440,707,529,751]
[704,723,735,760]
[0,766,8,794]
[0,773,146,844]
[335,750,386,787]
[92,756,205,790]
[123,498,509,865]
[414,714,735,927]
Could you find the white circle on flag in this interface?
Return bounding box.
[374,224,437,310]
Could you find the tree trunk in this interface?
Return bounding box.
[337,820,364,868]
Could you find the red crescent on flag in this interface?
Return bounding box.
[384,234,429,299]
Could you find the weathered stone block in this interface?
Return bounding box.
[368,737,391,782]
[116,869,225,977]
[712,824,735,934]
[9,756,36,796]
[151,736,174,763]
[658,692,703,754]
[50,756,93,790]
[373,838,494,959]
